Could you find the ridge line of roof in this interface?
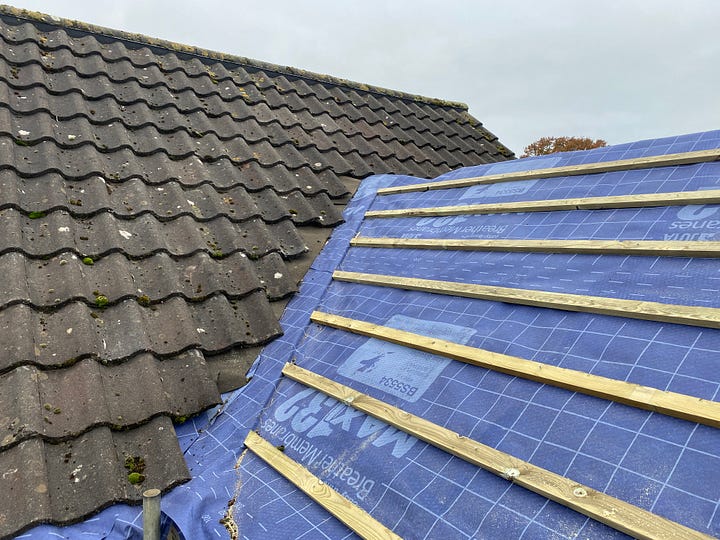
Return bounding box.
[0,4,471,111]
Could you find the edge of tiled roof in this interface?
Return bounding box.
[0,4,477,111]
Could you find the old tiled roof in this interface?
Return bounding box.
[0,4,512,538]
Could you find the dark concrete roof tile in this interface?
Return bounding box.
[251,252,298,300]
[0,351,219,450]
[0,208,307,260]
[0,417,189,538]
[372,93,405,115]
[0,292,281,373]
[0,250,273,310]
[1,68,497,173]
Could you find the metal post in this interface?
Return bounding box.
[143,488,161,540]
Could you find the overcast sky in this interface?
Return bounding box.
[16,0,720,154]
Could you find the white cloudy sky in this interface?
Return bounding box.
[15,0,720,154]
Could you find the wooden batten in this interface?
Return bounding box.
[365,188,720,218]
[310,311,720,428]
[282,363,713,540]
[244,431,402,540]
[377,148,720,195]
[349,237,720,257]
[332,271,720,329]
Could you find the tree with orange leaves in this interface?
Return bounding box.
[521,136,607,158]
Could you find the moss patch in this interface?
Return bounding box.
[127,472,144,485]
[124,455,146,485]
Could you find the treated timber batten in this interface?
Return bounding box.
[377,148,720,195]
[332,271,720,329]
[365,188,720,218]
[349,237,720,257]
[244,431,402,540]
[282,363,714,540]
[310,311,720,428]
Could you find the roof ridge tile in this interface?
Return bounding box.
[0,5,472,110]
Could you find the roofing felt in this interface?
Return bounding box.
[0,5,512,538]
[78,129,720,539]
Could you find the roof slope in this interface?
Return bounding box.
[204,131,720,539]
[0,5,512,538]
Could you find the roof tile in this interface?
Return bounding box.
[0,352,219,450]
[1,417,189,537]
